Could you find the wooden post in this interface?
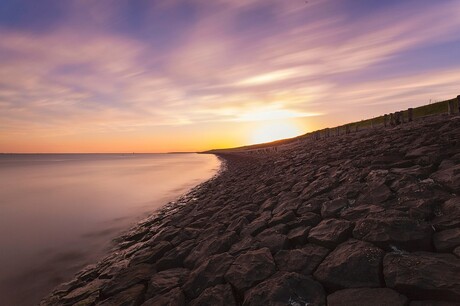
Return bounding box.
[408,108,413,122]
[336,127,340,136]
[346,125,350,134]
[400,111,405,123]
[384,114,388,127]
[457,95,460,113]
[395,112,401,125]
[390,113,395,126]
[448,100,455,115]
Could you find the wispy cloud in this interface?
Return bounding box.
[1,0,460,150]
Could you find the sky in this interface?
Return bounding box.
[1,0,460,153]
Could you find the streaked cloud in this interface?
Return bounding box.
[1,0,460,151]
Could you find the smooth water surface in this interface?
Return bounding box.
[0,153,220,305]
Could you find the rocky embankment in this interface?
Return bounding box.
[42,114,460,306]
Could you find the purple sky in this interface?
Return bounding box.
[1,0,460,152]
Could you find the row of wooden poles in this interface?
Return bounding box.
[313,95,460,140]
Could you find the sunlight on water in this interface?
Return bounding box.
[0,153,220,306]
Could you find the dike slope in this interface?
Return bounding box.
[42,114,460,306]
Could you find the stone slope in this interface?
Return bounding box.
[42,114,460,306]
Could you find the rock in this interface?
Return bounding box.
[128,241,173,266]
[454,246,460,258]
[182,253,234,299]
[274,244,329,275]
[156,240,195,271]
[62,279,106,303]
[384,252,460,301]
[268,210,296,227]
[243,272,325,306]
[433,228,460,252]
[327,288,408,306]
[352,217,432,251]
[432,197,460,230]
[254,228,288,254]
[145,268,189,299]
[101,264,154,298]
[363,184,393,204]
[286,226,311,246]
[410,301,460,306]
[141,287,185,306]
[297,199,323,214]
[227,216,249,233]
[294,212,322,227]
[431,164,460,191]
[340,205,385,221]
[184,231,238,268]
[98,284,145,306]
[321,198,348,218]
[225,248,276,293]
[314,239,384,290]
[308,219,354,249]
[241,219,267,237]
[189,284,237,306]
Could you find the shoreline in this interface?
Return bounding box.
[42,114,460,305]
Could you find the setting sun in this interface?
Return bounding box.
[250,121,302,145]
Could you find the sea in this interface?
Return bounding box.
[0,153,220,306]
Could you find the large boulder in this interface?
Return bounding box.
[141,287,185,306]
[182,253,234,299]
[327,288,408,306]
[432,197,460,230]
[189,284,237,306]
[254,228,288,254]
[274,244,329,275]
[352,217,432,251]
[145,268,189,299]
[314,239,384,290]
[433,228,460,252]
[308,219,354,249]
[243,272,325,306]
[98,284,146,306]
[384,252,460,301]
[321,198,348,218]
[225,248,276,293]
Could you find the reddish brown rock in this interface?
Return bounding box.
[145,268,189,299]
[189,284,237,306]
[274,244,329,275]
[314,239,384,290]
[327,288,408,306]
[128,241,173,266]
[101,264,155,298]
[410,301,459,306]
[98,284,146,306]
[141,287,185,306]
[182,253,234,299]
[384,252,460,301]
[254,228,288,254]
[225,248,276,293]
[156,240,195,271]
[432,197,460,230]
[268,210,296,227]
[286,226,311,246]
[308,219,354,249]
[243,272,325,306]
[352,217,432,251]
[433,228,460,252]
[184,231,238,268]
[321,198,348,218]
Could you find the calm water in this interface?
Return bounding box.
[0,153,220,306]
